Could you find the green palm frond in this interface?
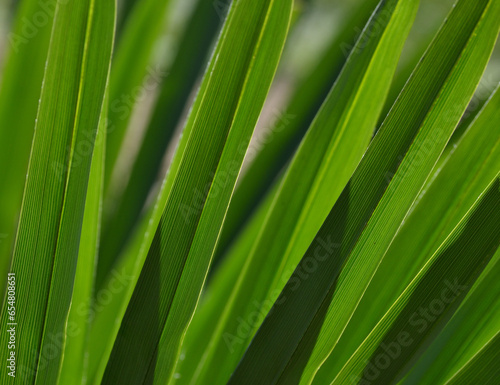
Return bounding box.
[0,0,498,384]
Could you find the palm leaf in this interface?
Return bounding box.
[103,0,172,191]
[214,0,381,262]
[58,94,108,385]
[0,0,499,384]
[229,1,500,383]
[0,0,115,383]
[314,82,500,384]
[0,0,54,292]
[91,0,293,383]
[332,175,500,384]
[97,0,223,287]
[443,330,500,385]
[401,246,500,384]
[184,1,419,383]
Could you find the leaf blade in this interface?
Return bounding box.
[229,1,500,383]
[332,176,500,385]
[0,0,115,383]
[314,82,500,384]
[94,0,293,383]
[188,1,420,383]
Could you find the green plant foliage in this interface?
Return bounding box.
[229,0,500,383]
[58,95,108,385]
[313,83,500,384]
[179,1,419,383]
[99,0,292,383]
[0,0,115,383]
[213,0,381,262]
[0,0,54,293]
[0,0,499,384]
[97,0,223,289]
